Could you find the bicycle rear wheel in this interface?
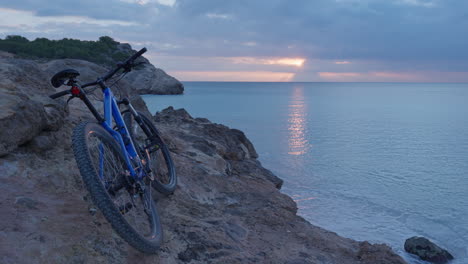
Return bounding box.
[123,112,177,195]
[72,122,162,253]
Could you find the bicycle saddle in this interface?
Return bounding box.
[51,69,80,88]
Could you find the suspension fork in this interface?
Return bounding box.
[117,98,154,138]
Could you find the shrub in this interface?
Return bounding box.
[0,35,134,66]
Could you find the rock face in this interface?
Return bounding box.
[117,43,184,95]
[0,56,148,157]
[404,236,454,263]
[0,56,405,263]
[0,57,66,156]
[3,47,184,95]
[125,62,184,95]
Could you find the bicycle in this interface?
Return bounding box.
[49,48,177,253]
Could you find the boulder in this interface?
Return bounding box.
[0,58,66,156]
[404,236,453,263]
[115,43,184,95]
[125,62,184,95]
[0,55,150,157]
[154,107,280,188]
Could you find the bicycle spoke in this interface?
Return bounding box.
[131,118,170,185]
[87,135,153,238]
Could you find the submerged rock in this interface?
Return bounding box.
[404,236,453,263]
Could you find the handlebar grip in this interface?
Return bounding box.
[50,90,70,99]
[126,47,147,64]
[102,47,147,81]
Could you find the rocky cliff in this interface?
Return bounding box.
[0,45,184,96]
[0,56,406,264]
[116,44,184,95]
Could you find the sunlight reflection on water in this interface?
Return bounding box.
[287,84,311,155]
[143,82,468,264]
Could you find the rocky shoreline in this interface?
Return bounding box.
[0,56,406,263]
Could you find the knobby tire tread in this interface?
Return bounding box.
[72,121,162,254]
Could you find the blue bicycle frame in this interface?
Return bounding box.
[99,86,145,180]
[49,48,151,181]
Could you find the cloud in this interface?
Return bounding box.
[0,0,156,21]
[317,71,468,82]
[318,72,363,79]
[0,8,138,34]
[169,71,295,82]
[1,0,468,81]
[398,0,435,8]
[205,13,233,19]
[242,42,257,47]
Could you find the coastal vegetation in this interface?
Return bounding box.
[0,35,130,66]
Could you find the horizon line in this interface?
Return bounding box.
[180,81,468,84]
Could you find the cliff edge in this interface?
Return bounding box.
[0,56,405,264]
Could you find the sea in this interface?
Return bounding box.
[143,82,468,263]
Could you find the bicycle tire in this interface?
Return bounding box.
[123,112,177,195]
[72,121,163,253]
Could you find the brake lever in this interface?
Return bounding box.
[117,62,133,73]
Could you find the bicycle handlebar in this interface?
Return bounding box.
[49,47,147,99]
[102,47,147,81]
[126,47,147,66]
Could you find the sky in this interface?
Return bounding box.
[0,0,467,82]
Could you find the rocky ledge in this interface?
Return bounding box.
[0,56,405,263]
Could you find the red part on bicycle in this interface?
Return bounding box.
[71,86,80,96]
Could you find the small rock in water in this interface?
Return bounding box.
[404,236,454,264]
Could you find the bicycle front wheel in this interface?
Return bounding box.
[72,122,163,253]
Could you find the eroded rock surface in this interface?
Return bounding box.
[0,56,405,263]
[125,62,184,95]
[0,56,148,157]
[115,43,184,95]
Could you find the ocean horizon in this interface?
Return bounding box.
[172,81,468,84]
[143,81,468,263]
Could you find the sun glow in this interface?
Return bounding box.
[273,58,306,67]
[169,71,295,82]
[230,57,305,67]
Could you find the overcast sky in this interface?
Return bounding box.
[1,0,467,82]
